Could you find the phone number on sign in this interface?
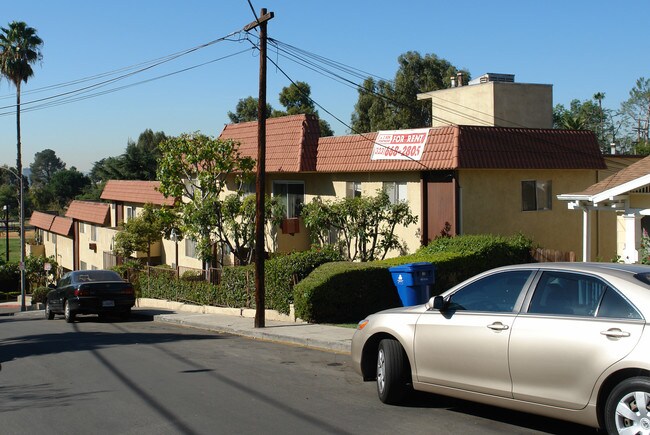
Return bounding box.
[375,144,422,157]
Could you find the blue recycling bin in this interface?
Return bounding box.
[389,262,436,306]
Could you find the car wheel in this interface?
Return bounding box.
[604,377,650,434]
[377,338,410,404]
[45,300,54,320]
[64,300,75,323]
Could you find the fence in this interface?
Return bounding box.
[532,248,576,263]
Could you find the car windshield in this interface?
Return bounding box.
[72,270,122,283]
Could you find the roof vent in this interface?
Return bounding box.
[469,73,515,85]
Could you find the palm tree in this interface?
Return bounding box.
[0,21,43,311]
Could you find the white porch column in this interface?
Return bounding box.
[622,213,642,263]
[582,207,591,262]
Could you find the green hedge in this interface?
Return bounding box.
[137,247,343,313]
[294,234,534,323]
[293,261,402,324]
[0,262,20,292]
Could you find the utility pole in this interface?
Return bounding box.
[244,8,274,328]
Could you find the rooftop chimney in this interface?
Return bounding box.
[456,72,464,87]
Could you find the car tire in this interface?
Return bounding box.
[604,377,650,434]
[376,338,410,404]
[64,300,75,323]
[45,300,54,320]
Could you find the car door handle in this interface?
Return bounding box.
[487,322,509,331]
[601,328,631,338]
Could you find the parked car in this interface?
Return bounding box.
[352,262,650,434]
[45,270,135,322]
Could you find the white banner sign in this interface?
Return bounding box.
[371,128,430,161]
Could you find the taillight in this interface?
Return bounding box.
[122,286,134,295]
[74,285,90,297]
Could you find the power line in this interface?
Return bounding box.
[0,30,246,115]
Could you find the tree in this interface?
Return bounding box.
[350,51,466,133]
[30,149,65,186]
[621,77,650,143]
[301,191,418,262]
[89,129,166,182]
[227,82,334,137]
[113,204,165,265]
[47,167,91,209]
[228,96,273,123]
[273,81,334,136]
[0,21,43,284]
[157,133,257,268]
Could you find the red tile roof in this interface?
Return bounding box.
[50,216,73,236]
[218,116,605,173]
[29,211,56,230]
[100,180,175,206]
[219,114,320,172]
[65,201,110,225]
[317,126,605,172]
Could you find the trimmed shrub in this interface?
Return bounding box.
[0,262,20,292]
[294,234,534,323]
[293,261,401,324]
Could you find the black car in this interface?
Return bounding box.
[45,270,135,322]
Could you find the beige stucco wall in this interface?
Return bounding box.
[42,231,74,272]
[265,172,422,258]
[420,82,553,129]
[77,224,118,270]
[459,169,615,260]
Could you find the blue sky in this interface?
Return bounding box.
[1,0,648,172]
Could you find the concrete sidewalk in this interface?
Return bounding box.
[1,302,355,354]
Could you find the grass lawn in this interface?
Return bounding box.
[0,237,21,263]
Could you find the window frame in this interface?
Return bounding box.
[522,179,552,212]
[446,270,533,313]
[272,180,305,219]
[383,181,407,204]
[346,181,362,198]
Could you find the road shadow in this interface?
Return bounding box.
[0,317,225,365]
[398,390,596,434]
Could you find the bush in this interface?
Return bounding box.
[294,262,402,324]
[31,286,50,304]
[0,262,20,292]
[294,234,534,323]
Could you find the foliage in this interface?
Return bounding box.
[227,82,334,137]
[293,261,402,323]
[24,254,58,290]
[640,229,650,265]
[157,132,256,267]
[0,261,19,292]
[90,129,167,182]
[350,51,467,133]
[227,96,273,123]
[301,191,417,261]
[31,286,49,304]
[114,203,167,264]
[30,149,66,186]
[621,77,650,145]
[217,193,284,265]
[294,234,534,323]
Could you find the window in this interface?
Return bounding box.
[597,288,642,319]
[185,238,198,259]
[383,182,407,204]
[346,181,362,198]
[90,225,97,242]
[125,206,135,222]
[80,261,87,270]
[522,180,552,211]
[528,271,613,317]
[447,270,532,313]
[52,234,57,244]
[79,223,85,234]
[273,181,305,218]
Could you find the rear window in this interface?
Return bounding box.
[73,270,122,283]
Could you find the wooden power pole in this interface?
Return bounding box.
[244,8,274,328]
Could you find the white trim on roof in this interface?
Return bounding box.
[591,173,650,204]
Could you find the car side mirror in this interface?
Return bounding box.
[426,295,446,311]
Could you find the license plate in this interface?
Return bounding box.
[102,300,115,307]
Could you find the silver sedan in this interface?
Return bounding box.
[351,262,650,434]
